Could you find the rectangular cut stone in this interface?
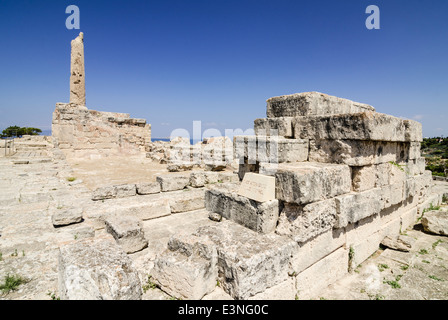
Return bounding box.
[351,165,377,192]
[309,139,412,166]
[238,173,275,202]
[205,184,279,234]
[136,182,161,195]
[274,162,351,204]
[254,117,293,137]
[234,135,309,164]
[186,221,297,299]
[169,189,205,213]
[381,182,405,209]
[295,247,349,300]
[405,157,426,176]
[104,215,148,254]
[276,198,337,243]
[293,112,419,142]
[404,119,423,142]
[156,173,190,192]
[334,188,383,228]
[266,92,375,118]
[58,238,142,300]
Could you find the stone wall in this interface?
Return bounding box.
[151,91,442,300]
[52,103,151,159]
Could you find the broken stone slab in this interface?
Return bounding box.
[152,234,218,300]
[205,184,279,234]
[254,117,294,137]
[136,182,161,195]
[234,135,309,164]
[334,188,383,228]
[381,235,416,252]
[105,215,148,254]
[52,207,83,227]
[164,220,297,300]
[58,238,142,300]
[293,112,420,142]
[266,91,375,118]
[156,173,190,192]
[273,162,351,205]
[275,198,337,243]
[309,139,414,166]
[421,210,448,236]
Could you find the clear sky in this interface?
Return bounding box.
[0,0,447,138]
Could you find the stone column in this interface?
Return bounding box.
[70,32,86,106]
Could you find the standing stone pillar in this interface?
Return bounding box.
[70,32,86,106]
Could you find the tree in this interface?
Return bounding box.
[1,126,42,138]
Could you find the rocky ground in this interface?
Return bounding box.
[0,140,447,300]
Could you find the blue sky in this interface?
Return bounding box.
[0,0,447,138]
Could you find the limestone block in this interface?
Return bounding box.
[276,199,337,243]
[351,165,377,192]
[404,119,423,142]
[115,184,137,198]
[381,182,405,209]
[205,184,279,234]
[266,91,375,118]
[403,177,417,199]
[105,215,148,254]
[409,142,422,159]
[248,277,296,300]
[238,172,275,202]
[58,238,142,300]
[153,250,218,300]
[52,207,83,227]
[405,157,426,176]
[309,139,411,166]
[401,207,418,231]
[234,135,309,164]
[417,193,441,215]
[112,199,171,221]
[294,112,411,142]
[334,188,383,228]
[295,247,349,300]
[189,171,219,187]
[156,173,190,192]
[92,186,117,201]
[191,221,297,300]
[381,235,415,252]
[290,228,345,274]
[136,182,161,195]
[169,189,205,213]
[254,117,293,137]
[421,210,448,236]
[348,230,383,268]
[274,162,351,205]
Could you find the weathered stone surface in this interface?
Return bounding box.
[92,185,116,201]
[334,188,383,228]
[309,139,412,166]
[115,184,137,198]
[205,184,279,234]
[169,189,205,213]
[58,238,142,300]
[208,211,222,222]
[351,165,377,192]
[381,235,415,252]
[381,182,405,209]
[273,162,351,204]
[276,199,337,243]
[136,182,161,195]
[266,92,375,118]
[52,207,83,227]
[105,215,148,253]
[152,234,218,300]
[421,211,448,236]
[254,117,293,137]
[189,171,219,188]
[178,221,297,299]
[156,173,190,192]
[70,32,86,106]
[294,112,418,142]
[234,135,309,164]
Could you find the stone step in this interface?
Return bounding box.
[205,183,279,234]
[85,188,208,229]
[152,219,297,300]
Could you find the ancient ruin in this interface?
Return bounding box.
[1,33,448,301]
